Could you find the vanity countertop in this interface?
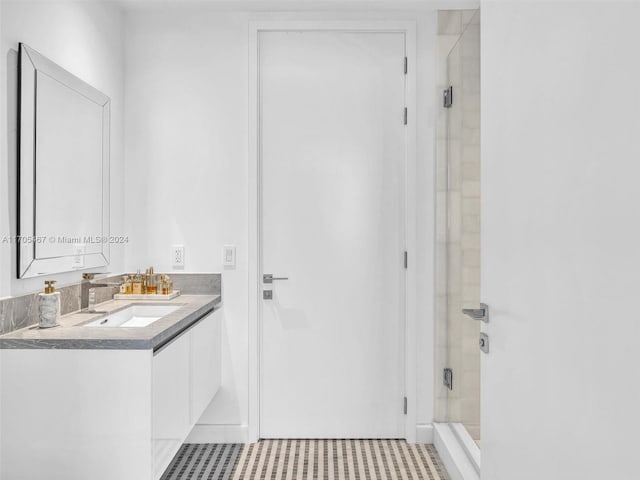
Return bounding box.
[0,295,221,350]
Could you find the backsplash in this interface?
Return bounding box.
[0,273,221,335]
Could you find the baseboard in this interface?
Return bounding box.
[185,424,249,444]
[433,423,479,480]
[185,422,455,450]
[415,424,434,444]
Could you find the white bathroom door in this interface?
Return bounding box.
[482,3,640,479]
[259,30,406,438]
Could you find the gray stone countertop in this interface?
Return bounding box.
[0,294,221,350]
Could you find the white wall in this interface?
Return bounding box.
[482,1,640,478]
[0,1,125,298]
[124,7,438,438]
[0,0,445,440]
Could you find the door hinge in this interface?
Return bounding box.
[404,56,408,74]
[403,397,407,415]
[403,107,408,125]
[443,86,453,108]
[404,251,408,269]
[443,368,453,391]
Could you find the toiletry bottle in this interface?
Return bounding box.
[161,274,169,295]
[125,276,132,294]
[153,268,158,294]
[132,270,142,295]
[120,276,128,294]
[146,267,156,294]
[38,280,60,328]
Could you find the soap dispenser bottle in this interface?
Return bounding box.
[38,280,60,328]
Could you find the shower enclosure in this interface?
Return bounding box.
[435,9,481,451]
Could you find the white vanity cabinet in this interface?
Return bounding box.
[0,307,222,480]
[190,310,222,424]
[152,309,222,478]
[152,328,191,477]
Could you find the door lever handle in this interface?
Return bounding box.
[462,303,489,323]
[263,274,289,284]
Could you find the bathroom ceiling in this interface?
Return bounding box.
[115,0,479,12]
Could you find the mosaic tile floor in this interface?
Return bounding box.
[162,440,449,480]
[161,443,241,480]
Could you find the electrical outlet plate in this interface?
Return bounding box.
[72,244,85,268]
[172,245,185,269]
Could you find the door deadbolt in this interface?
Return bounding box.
[263,290,273,300]
[479,332,489,354]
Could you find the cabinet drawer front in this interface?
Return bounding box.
[190,309,222,424]
[152,330,190,473]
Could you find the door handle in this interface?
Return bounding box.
[263,274,289,284]
[462,303,489,323]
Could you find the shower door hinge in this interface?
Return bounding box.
[403,397,407,415]
[404,251,408,269]
[443,368,453,391]
[404,57,408,74]
[443,86,453,108]
[403,107,408,125]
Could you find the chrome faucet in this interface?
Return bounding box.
[80,273,121,313]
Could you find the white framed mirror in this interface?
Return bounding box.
[17,43,110,278]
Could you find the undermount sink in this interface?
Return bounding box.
[83,305,181,328]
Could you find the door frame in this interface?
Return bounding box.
[248,21,417,442]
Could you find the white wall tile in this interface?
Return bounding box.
[462,9,479,28]
[437,10,462,35]
[434,8,481,431]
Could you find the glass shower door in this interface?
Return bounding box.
[445,10,481,444]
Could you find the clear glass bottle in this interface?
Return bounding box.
[132,270,142,295]
[146,272,157,295]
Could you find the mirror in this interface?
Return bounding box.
[17,43,110,278]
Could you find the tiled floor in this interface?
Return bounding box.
[161,444,241,480]
[163,440,449,480]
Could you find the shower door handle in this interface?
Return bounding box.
[462,303,489,323]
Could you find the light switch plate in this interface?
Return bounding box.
[223,245,236,268]
[172,245,185,269]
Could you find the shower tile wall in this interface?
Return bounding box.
[434,9,481,441]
